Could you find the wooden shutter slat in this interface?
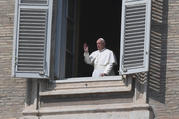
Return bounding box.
[18,57,44,60]
[126,23,145,29]
[125,35,144,39]
[126,0,144,2]
[20,0,48,5]
[126,27,145,32]
[123,63,143,68]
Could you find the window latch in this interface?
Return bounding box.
[123,68,127,72]
[39,71,45,75]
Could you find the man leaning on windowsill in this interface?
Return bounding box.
[83,38,117,77]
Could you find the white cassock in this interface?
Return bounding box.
[84,48,117,77]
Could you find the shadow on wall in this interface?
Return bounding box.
[148,0,168,103]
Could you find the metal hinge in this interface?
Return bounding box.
[15,57,18,65]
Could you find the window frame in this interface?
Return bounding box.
[40,75,133,96]
[12,0,151,80]
[54,0,151,80]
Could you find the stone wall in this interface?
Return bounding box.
[148,0,179,119]
[0,0,26,119]
[1,0,179,119]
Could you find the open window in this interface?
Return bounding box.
[54,0,122,79]
[12,0,151,79]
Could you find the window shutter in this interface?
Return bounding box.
[119,0,151,75]
[12,0,53,78]
[20,0,48,5]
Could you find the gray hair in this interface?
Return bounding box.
[98,38,105,44]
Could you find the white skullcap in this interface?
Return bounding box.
[98,38,105,44]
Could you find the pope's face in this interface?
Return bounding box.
[96,39,105,51]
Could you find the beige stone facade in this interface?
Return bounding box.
[0,0,179,119]
[0,0,26,119]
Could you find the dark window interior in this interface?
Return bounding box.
[64,0,122,78]
[77,0,122,77]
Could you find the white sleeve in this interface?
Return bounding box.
[110,51,117,65]
[84,52,92,64]
[104,63,113,75]
[103,51,117,74]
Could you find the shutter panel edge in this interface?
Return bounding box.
[12,0,53,78]
[12,0,19,77]
[119,0,151,75]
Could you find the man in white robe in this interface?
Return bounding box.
[83,38,117,77]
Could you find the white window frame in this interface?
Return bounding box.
[54,0,151,80]
[12,0,151,80]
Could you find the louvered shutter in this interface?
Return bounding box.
[12,0,53,78]
[119,0,151,75]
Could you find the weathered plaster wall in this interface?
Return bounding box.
[0,0,26,119]
[149,0,179,119]
[1,0,179,119]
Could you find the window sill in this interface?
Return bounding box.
[23,103,149,115]
[40,76,132,96]
[55,76,123,83]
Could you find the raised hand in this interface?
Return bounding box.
[83,43,89,52]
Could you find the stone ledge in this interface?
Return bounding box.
[53,79,125,90]
[54,76,123,83]
[40,86,132,96]
[40,77,132,96]
[23,103,150,115]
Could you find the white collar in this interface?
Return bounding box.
[99,48,106,52]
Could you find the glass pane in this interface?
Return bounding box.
[65,0,75,78]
